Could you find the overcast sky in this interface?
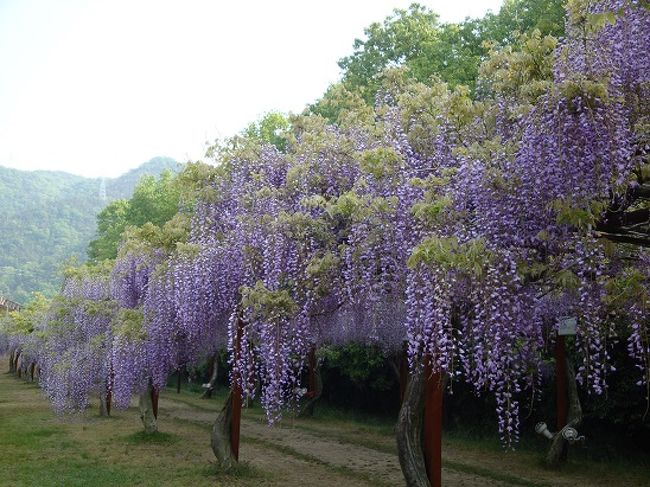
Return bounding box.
[0,0,503,178]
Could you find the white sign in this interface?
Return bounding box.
[558,316,577,336]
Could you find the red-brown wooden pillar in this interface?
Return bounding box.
[399,350,408,404]
[555,335,568,430]
[106,388,112,416]
[555,334,568,460]
[423,362,443,487]
[306,346,317,397]
[151,387,160,419]
[231,316,244,461]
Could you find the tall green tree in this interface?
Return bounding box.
[328,0,566,106]
[88,170,181,261]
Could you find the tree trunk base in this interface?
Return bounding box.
[545,360,582,468]
[211,390,237,469]
[396,362,430,487]
[298,366,322,418]
[99,390,110,417]
[139,382,158,433]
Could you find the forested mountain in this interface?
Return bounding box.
[0,157,178,303]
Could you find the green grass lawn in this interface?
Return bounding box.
[0,375,262,486]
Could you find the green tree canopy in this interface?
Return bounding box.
[325,0,565,107]
[88,170,181,261]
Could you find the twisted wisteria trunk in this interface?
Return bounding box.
[299,346,322,418]
[29,362,35,382]
[201,352,219,399]
[396,362,429,487]
[397,358,445,487]
[211,313,243,468]
[8,351,15,373]
[99,379,111,416]
[211,390,238,469]
[15,352,22,379]
[546,360,582,468]
[99,389,109,417]
[139,381,158,433]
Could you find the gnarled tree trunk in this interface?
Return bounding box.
[201,352,219,399]
[299,346,322,418]
[546,360,582,467]
[8,351,15,373]
[99,379,111,417]
[139,381,158,433]
[396,362,430,487]
[14,351,20,371]
[16,354,22,379]
[397,359,445,487]
[99,389,109,417]
[211,389,237,469]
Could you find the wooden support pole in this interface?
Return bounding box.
[307,346,316,397]
[423,362,443,487]
[555,335,568,430]
[230,317,244,461]
[30,362,35,382]
[106,388,112,416]
[399,350,408,404]
[176,367,182,394]
[151,387,160,420]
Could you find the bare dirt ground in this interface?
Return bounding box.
[164,397,510,487]
[160,392,649,487]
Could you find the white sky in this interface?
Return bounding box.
[0,0,503,178]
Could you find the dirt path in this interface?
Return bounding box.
[159,392,649,487]
[161,395,513,487]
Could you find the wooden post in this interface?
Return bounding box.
[176,367,182,394]
[423,361,443,487]
[30,362,35,382]
[555,335,568,430]
[399,350,408,404]
[106,388,112,416]
[307,346,316,396]
[231,317,243,461]
[151,387,159,420]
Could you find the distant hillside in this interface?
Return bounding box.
[0,157,179,303]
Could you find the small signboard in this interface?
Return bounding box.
[558,316,577,336]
